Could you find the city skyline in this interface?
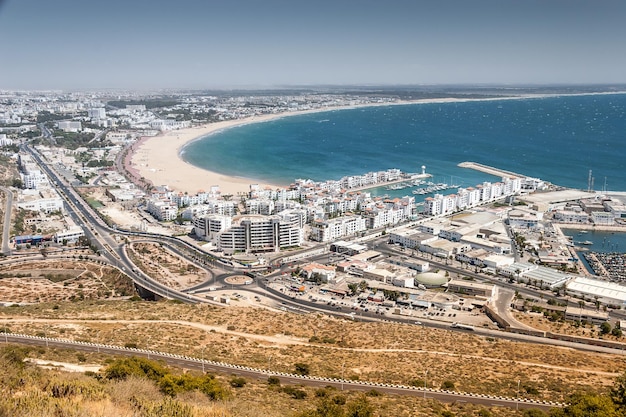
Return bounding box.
[1,0,626,90]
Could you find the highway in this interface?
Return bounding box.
[21,143,221,304]
[0,185,13,255]
[1,333,559,411]
[17,142,626,356]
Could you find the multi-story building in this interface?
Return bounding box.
[146,200,178,221]
[218,214,304,254]
[87,108,106,119]
[57,121,82,132]
[193,214,232,242]
[553,210,590,224]
[17,189,63,213]
[246,199,275,215]
[423,177,523,216]
[309,216,367,242]
[54,226,85,244]
[18,154,48,189]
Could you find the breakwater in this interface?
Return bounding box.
[458,162,526,179]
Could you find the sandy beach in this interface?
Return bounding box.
[128,95,559,196]
[129,114,287,195]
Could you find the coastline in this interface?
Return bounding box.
[128,98,465,195]
[128,91,626,196]
[129,115,287,195]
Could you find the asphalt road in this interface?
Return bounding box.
[0,186,13,255]
[2,333,559,411]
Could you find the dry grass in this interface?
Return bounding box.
[0,346,534,417]
[127,241,207,290]
[0,260,135,302]
[2,299,624,404]
[513,310,624,340]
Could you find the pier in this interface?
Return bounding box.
[458,162,525,179]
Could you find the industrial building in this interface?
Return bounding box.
[566,277,626,307]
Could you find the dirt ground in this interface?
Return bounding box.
[127,241,208,290]
[2,300,625,403]
[82,186,175,235]
[0,259,135,303]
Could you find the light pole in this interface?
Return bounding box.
[516,379,521,410]
[341,361,345,391]
[267,354,272,376]
[424,370,428,399]
[201,345,205,373]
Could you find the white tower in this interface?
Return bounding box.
[421,165,426,175]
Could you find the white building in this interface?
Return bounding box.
[149,119,191,131]
[87,108,106,119]
[246,199,275,215]
[422,177,522,216]
[498,262,571,290]
[146,200,178,221]
[591,211,615,226]
[392,276,415,288]
[310,216,367,242]
[388,229,438,249]
[17,189,63,213]
[566,277,626,307]
[508,209,543,229]
[193,214,232,242]
[553,210,590,224]
[218,214,304,254]
[57,121,82,132]
[54,226,85,244]
[0,134,13,146]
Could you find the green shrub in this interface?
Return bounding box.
[268,376,281,386]
[294,362,310,376]
[441,380,456,390]
[230,376,247,388]
[281,385,307,400]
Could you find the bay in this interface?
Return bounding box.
[182,93,626,195]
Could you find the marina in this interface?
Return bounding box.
[582,252,626,282]
[411,182,460,195]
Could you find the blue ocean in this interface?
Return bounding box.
[181,93,626,195]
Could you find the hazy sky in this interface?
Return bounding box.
[1,0,625,90]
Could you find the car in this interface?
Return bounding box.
[414,321,422,325]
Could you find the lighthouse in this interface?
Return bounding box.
[421,165,426,176]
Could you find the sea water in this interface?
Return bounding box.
[182,93,626,193]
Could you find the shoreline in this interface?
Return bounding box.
[128,91,626,196]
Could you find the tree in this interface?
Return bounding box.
[550,392,619,417]
[348,283,359,296]
[600,321,612,335]
[611,371,626,410]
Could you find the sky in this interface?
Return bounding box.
[1,0,625,90]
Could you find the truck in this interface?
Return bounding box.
[451,322,475,331]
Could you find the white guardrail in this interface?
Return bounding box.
[2,333,565,408]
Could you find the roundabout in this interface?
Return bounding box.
[223,274,253,286]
